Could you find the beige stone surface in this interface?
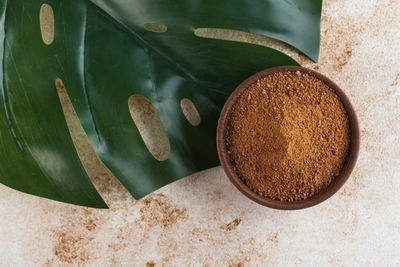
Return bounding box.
[1,0,400,266]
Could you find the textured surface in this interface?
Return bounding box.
[1,0,400,265]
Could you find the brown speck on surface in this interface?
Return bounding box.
[221,218,242,231]
[45,206,107,265]
[336,44,353,71]
[339,187,353,197]
[138,193,187,228]
[53,231,93,264]
[391,72,400,86]
[146,261,156,267]
[318,9,363,75]
[85,218,97,232]
[107,232,129,253]
[267,233,279,245]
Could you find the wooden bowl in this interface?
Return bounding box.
[217,66,360,210]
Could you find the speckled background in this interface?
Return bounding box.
[1,0,400,266]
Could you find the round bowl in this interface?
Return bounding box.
[217,66,360,210]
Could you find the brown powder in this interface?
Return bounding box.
[138,193,187,228]
[225,71,351,201]
[220,218,242,231]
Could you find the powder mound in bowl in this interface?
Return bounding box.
[225,71,351,202]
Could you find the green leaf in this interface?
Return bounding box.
[0,0,107,208]
[0,0,321,207]
[91,0,322,62]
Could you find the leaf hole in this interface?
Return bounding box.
[194,28,298,60]
[180,98,201,126]
[128,95,170,161]
[55,78,121,206]
[40,3,55,45]
[143,23,168,33]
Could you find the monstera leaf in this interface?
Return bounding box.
[0,0,322,208]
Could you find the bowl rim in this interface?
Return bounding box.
[216,66,360,210]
